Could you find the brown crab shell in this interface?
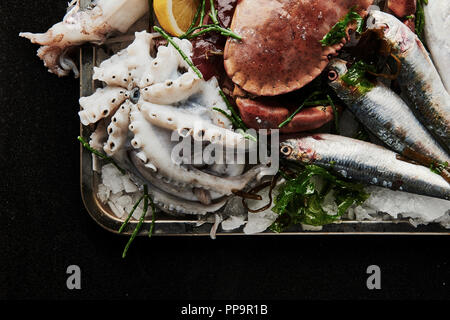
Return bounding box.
[224,0,374,96]
[388,0,416,18]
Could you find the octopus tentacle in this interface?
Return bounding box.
[129,107,263,194]
[94,31,155,89]
[130,150,226,203]
[19,0,150,77]
[150,185,228,216]
[139,101,252,151]
[140,71,202,105]
[104,101,131,157]
[79,87,128,125]
[89,119,108,152]
[126,166,228,215]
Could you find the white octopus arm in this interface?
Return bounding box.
[79,87,128,126]
[140,38,196,86]
[150,186,228,216]
[104,101,131,157]
[129,108,262,195]
[139,101,254,151]
[94,31,155,89]
[20,0,148,47]
[89,119,108,152]
[140,71,203,105]
[19,0,149,76]
[129,151,224,203]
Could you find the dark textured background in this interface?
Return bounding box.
[0,0,449,300]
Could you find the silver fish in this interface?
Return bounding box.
[328,58,449,163]
[280,134,450,200]
[366,10,450,151]
[424,0,450,92]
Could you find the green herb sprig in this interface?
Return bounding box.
[271,164,369,232]
[215,90,257,142]
[430,161,449,175]
[341,60,376,94]
[154,26,203,79]
[180,0,241,40]
[320,7,364,46]
[415,0,428,42]
[278,91,324,128]
[120,185,157,258]
[78,136,125,174]
[327,94,340,134]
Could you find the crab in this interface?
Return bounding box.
[217,0,374,133]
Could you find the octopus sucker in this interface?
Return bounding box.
[79,87,128,126]
[140,73,203,105]
[139,101,252,151]
[19,0,150,77]
[104,101,131,158]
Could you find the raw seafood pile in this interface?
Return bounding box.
[20,0,450,239]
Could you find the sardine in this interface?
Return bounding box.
[280,134,450,200]
[328,58,449,163]
[366,10,450,151]
[424,0,450,92]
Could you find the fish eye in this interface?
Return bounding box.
[327,69,338,81]
[280,145,292,156]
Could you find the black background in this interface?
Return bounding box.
[1,0,449,301]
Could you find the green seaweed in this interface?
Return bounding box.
[341,60,376,94]
[320,7,364,47]
[271,165,369,232]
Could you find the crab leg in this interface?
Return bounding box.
[235,97,336,133]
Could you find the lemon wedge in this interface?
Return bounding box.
[154,0,200,36]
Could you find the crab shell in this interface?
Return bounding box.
[388,0,416,18]
[224,0,374,96]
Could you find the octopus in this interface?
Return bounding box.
[19,0,149,77]
[81,31,265,216]
[221,0,374,133]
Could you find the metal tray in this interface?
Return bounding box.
[78,0,449,236]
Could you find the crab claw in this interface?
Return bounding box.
[236,98,338,134]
